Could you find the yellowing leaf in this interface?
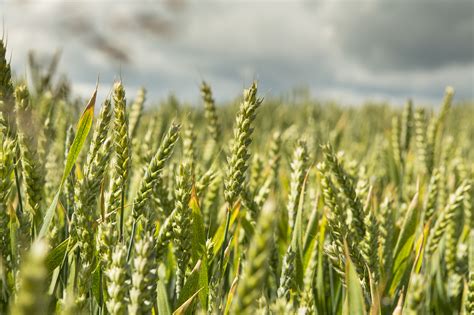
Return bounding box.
[173,288,203,315]
[38,87,97,239]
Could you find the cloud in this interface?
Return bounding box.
[326,1,474,71]
[2,0,473,105]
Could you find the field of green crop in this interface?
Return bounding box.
[0,40,473,315]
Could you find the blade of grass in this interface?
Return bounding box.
[343,241,367,315]
[388,192,419,296]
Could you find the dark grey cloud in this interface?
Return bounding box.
[330,1,474,71]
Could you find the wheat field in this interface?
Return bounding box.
[0,39,473,315]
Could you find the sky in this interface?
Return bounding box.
[1,0,473,106]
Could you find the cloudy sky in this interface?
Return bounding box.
[1,0,473,105]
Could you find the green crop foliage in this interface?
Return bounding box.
[0,40,473,315]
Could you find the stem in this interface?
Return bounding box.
[126,220,137,261]
[98,267,104,312]
[119,189,125,241]
[13,156,23,215]
[218,206,232,274]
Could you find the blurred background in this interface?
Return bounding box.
[1,0,473,105]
